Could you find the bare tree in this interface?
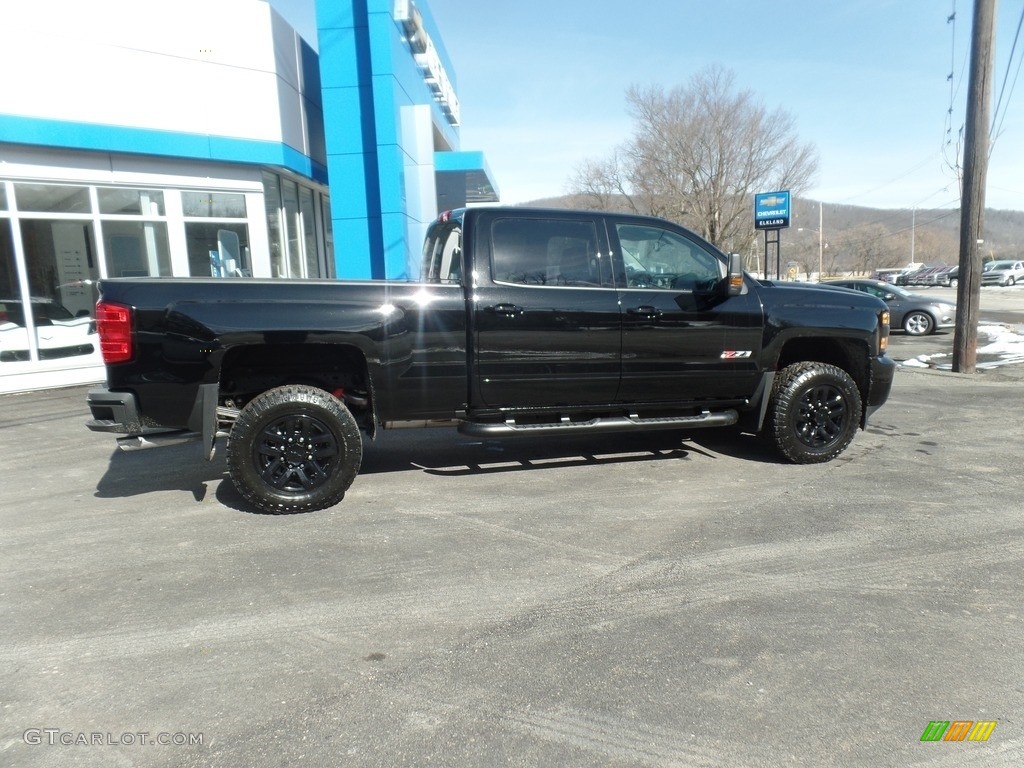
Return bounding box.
[787,243,817,280]
[911,227,959,266]
[570,65,818,252]
[566,154,630,213]
[834,224,902,275]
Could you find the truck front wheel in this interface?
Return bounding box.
[227,385,362,513]
[766,362,862,464]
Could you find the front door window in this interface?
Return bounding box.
[617,223,724,291]
[612,219,762,403]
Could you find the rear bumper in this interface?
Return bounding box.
[86,384,219,459]
[85,387,143,434]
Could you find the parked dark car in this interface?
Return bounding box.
[870,268,905,284]
[934,265,959,287]
[823,279,955,335]
[907,265,947,287]
[895,267,922,286]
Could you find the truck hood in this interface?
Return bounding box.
[754,279,889,311]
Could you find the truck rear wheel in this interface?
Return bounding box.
[766,362,862,464]
[226,385,362,513]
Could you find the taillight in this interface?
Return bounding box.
[95,301,134,364]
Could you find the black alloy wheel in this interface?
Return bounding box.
[254,413,338,493]
[227,385,362,513]
[766,362,863,464]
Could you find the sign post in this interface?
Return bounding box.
[754,190,791,280]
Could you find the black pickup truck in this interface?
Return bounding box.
[87,207,895,512]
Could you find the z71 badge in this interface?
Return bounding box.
[720,351,752,359]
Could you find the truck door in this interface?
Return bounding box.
[472,213,621,409]
[609,218,764,403]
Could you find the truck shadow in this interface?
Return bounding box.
[92,427,778,513]
[359,427,778,476]
[93,441,231,502]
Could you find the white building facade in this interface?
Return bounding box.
[0,0,494,392]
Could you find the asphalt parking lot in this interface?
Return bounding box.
[888,285,1024,369]
[2,307,1023,767]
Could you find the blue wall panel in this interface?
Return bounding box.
[318,0,484,280]
[381,212,411,279]
[330,218,376,280]
[315,27,364,89]
[0,114,327,183]
[320,87,371,155]
[315,0,357,32]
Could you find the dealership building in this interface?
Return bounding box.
[0,0,497,392]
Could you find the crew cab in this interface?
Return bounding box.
[86,207,895,512]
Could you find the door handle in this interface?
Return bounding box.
[627,305,662,319]
[486,303,524,317]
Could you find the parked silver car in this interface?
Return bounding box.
[981,260,1024,287]
[823,279,956,336]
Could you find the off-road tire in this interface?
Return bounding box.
[227,385,362,513]
[766,362,862,464]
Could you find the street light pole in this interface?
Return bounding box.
[817,201,823,281]
[797,202,825,281]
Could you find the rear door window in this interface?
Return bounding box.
[490,217,611,288]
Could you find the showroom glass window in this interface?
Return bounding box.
[262,171,331,279]
[320,195,334,278]
[0,220,32,363]
[4,183,99,365]
[13,183,99,319]
[97,188,172,279]
[182,191,250,277]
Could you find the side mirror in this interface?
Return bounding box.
[726,253,744,296]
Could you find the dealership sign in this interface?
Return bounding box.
[395,0,461,126]
[754,190,791,230]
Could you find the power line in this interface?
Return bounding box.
[812,184,960,237]
[991,3,1024,144]
[828,205,961,251]
[834,6,966,211]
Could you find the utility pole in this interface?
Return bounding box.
[953,0,997,373]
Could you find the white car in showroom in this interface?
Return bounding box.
[0,298,98,363]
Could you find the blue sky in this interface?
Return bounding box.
[271,0,1024,212]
